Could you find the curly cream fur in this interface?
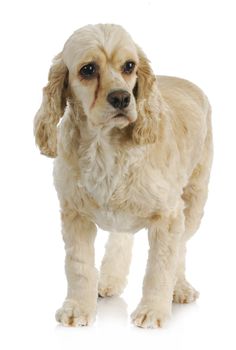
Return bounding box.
[34,53,68,157]
[132,47,162,144]
[34,24,213,328]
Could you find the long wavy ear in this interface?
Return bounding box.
[34,53,68,157]
[132,47,162,145]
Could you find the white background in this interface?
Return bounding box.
[0,0,236,349]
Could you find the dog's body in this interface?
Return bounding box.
[34,24,213,328]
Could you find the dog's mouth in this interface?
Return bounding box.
[113,113,127,118]
[109,110,137,124]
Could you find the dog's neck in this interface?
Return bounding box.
[68,101,134,204]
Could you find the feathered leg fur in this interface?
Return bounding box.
[55,208,98,326]
[99,233,134,297]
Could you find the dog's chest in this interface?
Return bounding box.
[77,138,150,232]
[76,137,175,233]
[77,138,124,204]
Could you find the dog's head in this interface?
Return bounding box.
[34,24,161,157]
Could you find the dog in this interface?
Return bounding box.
[34,24,213,328]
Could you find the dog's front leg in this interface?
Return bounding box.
[131,208,184,328]
[56,209,98,326]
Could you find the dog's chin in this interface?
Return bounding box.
[109,112,137,129]
[88,110,137,129]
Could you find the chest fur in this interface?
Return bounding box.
[77,136,127,204]
[76,137,176,231]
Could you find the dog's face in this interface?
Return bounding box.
[63,24,139,129]
[34,24,161,157]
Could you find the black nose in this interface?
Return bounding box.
[107,90,131,109]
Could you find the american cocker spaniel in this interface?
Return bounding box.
[34,24,213,328]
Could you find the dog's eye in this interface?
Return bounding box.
[122,61,136,74]
[80,63,97,78]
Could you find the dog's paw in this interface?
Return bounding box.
[55,299,96,327]
[131,302,171,328]
[173,280,199,304]
[98,275,126,297]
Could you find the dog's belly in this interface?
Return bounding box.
[91,208,146,233]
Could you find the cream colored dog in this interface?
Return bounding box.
[34,24,213,328]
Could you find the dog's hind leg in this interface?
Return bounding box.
[173,242,200,304]
[174,121,213,304]
[173,168,210,303]
[173,179,209,304]
[98,233,134,297]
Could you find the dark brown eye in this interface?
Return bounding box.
[122,61,136,74]
[80,63,97,78]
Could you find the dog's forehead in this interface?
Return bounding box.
[62,24,137,69]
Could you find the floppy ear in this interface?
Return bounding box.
[132,47,162,145]
[34,53,68,157]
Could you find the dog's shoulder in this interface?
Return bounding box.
[158,75,209,110]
